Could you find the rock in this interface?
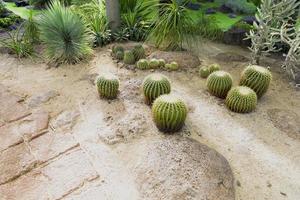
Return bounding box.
[223,27,251,46]
[206,8,217,14]
[219,4,233,13]
[149,51,201,69]
[50,110,80,131]
[186,2,201,10]
[27,90,59,108]
[15,0,29,7]
[228,13,237,18]
[121,136,235,200]
[267,108,300,140]
[214,52,249,62]
[242,16,258,25]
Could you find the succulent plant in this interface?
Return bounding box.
[239,65,272,98]
[142,73,171,104]
[158,59,166,68]
[207,71,233,98]
[152,94,188,133]
[96,74,119,99]
[165,62,179,71]
[209,64,220,73]
[136,59,149,70]
[132,44,146,60]
[149,58,160,69]
[123,50,136,65]
[226,86,257,113]
[112,45,124,54]
[115,51,124,61]
[199,66,210,78]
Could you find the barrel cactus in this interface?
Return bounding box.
[136,59,149,70]
[149,58,160,69]
[158,59,166,68]
[209,64,220,73]
[199,66,210,78]
[165,62,179,71]
[132,44,146,60]
[115,51,124,61]
[96,74,119,99]
[207,71,233,98]
[112,45,124,55]
[142,73,171,104]
[152,94,188,133]
[226,86,257,113]
[124,50,136,65]
[239,65,272,98]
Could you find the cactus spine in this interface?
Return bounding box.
[124,50,136,65]
[207,71,233,98]
[142,73,171,104]
[152,94,188,133]
[239,65,272,98]
[96,74,119,99]
[226,86,257,113]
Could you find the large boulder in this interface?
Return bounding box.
[223,27,251,46]
[121,136,235,200]
[149,50,201,69]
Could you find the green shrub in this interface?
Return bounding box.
[123,50,135,64]
[24,10,40,44]
[136,59,149,70]
[39,0,92,64]
[233,21,253,32]
[226,86,257,113]
[96,74,120,99]
[0,18,13,28]
[239,65,272,98]
[223,0,257,15]
[142,73,171,104]
[207,71,233,98]
[132,44,146,60]
[199,66,210,78]
[152,94,187,133]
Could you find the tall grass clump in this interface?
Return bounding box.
[39,0,92,64]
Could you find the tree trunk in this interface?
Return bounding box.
[105,0,121,32]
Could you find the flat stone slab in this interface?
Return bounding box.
[50,110,80,131]
[27,90,59,108]
[120,136,235,200]
[0,148,99,200]
[0,142,37,185]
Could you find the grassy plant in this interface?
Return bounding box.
[0,24,34,58]
[39,0,92,64]
[24,10,40,44]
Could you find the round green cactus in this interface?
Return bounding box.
[226,86,257,113]
[239,65,272,98]
[152,94,188,133]
[136,59,149,70]
[165,62,179,71]
[199,66,210,78]
[96,74,119,99]
[209,64,220,73]
[115,51,124,61]
[132,45,146,60]
[149,58,160,69]
[207,71,233,98]
[158,59,166,68]
[142,73,171,104]
[123,50,136,65]
[112,45,124,54]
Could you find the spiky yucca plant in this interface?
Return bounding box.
[115,51,124,61]
[142,73,171,104]
[239,65,272,98]
[152,94,187,133]
[123,50,136,64]
[207,71,233,98]
[39,0,92,64]
[209,63,220,73]
[158,59,166,67]
[226,86,257,113]
[199,66,210,78]
[149,58,160,69]
[136,59,149,70]
[96,74,119,99]
[132,44,146,60]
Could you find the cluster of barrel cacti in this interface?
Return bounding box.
[136,58,179,71]
[199,63,221,78]
[203,64,272,113]
[111,44,146,65]
[112,45,124,61]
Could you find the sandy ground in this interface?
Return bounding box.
[0,41,299,200]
